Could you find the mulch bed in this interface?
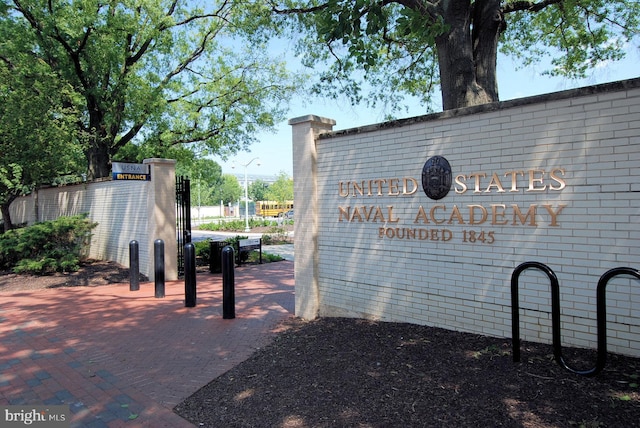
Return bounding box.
[0,260,147,292]
[175,317,640,428]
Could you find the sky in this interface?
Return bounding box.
[215,48,640,178]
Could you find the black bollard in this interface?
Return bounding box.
[129,240,140,291]
[154,239,165,298]
[222,245,235,319]
[184,242,196,307]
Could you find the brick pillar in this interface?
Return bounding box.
[289,115,336,319]
[143,158,177,281]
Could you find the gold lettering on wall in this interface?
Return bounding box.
[454,168,566,194]
[338,178,419,198]
[338,206,400,223]
[410,204,566,227]
[337,165,568,243]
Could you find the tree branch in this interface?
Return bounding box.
[271,0,440,21]
[127,0,229,67]
[112,122,144,152]
[502,0,563,14]
[0,56,14,70]
[117,2,231,151]
[12,0,41,30]
[269,0,329,15]
[162,28,216,86]
[395,0,440,21]
[13,0,91,91]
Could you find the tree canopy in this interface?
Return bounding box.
[3,0,301,179]
[265,172,294,208]
[269,0,639,111]
[175,156,224,207]
[0,17,83,231]
[248,179,269,201]
[214,174,243,205]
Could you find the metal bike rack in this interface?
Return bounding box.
[511,262,640,377]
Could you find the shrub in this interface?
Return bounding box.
[193,240,211,262]
[262,226,291,245]
[192,236,247,265]
[194,236,284,265]
[248,251,282,263]
[217,235,250,264]
[198,218,284,232]
[0,214,98,274]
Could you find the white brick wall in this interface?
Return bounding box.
[292,79,640,357]
[7,159,177,280]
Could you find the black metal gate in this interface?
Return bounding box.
[176,176,192,276]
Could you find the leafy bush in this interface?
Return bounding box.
[0,214,98,274]
[198,218,285,232]
[218,235,250,264]
[193,236,246,265]
[194,236,283,265]
[262,226,291,245]
[193,240,211,262]
[248,251,282,263]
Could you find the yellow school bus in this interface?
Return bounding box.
[256,200,293,217]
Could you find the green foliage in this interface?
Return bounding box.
[272,0,639,112]
[193,236,247,264]
[175,157,224,206]
[248,179,269,201]
[248,251,282,263]
[194,237,283,265]
[0,14,84,230]
[3,0,301,178]
[272,0,448,111]
[262,226,292,245]
[264,172,294,208]
[0,215,98,274]
[213,235,250,264]
[198,218,280,232]
[192,239,219,267]
[221,235,249,248]
[193,240,212,262]
[13,254,80,275]
[501,0,640,78]
[212,174,243,206]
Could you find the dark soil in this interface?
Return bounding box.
[0,260,147,292]
[175,317,640,428]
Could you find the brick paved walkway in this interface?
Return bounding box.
[0,261,294,427]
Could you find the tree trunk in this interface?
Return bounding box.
[1,201,14,233]
[86,141,112,180]
[472,0,504,102]
[435,0,503,110]
[85,107,113,180]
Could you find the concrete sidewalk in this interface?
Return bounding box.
[262,244,294,261]
[0,261,294,427]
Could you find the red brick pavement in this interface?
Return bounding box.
[0,261,294,427]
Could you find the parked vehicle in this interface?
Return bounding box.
[256,200,293,217]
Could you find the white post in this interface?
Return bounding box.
[233,157,260,233]
[143,158,177,281]
[244,166,249,232]
[289,115,335,320]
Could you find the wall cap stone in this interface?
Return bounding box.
[143,158,177,165]
[320,77,640,139]
[289,115,337,126]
